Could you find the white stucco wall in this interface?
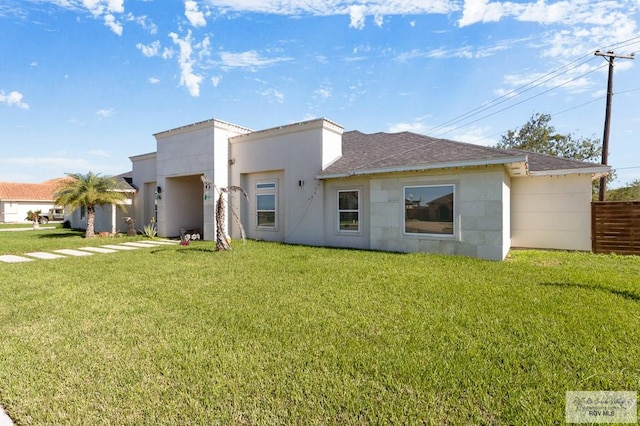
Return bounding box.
[0,201,55,223]
[511,174,593,250]
[322,177,371,250]
[66,197,133,234]
[229,119,343,246]
[368,166,510,261]
[153,120,249,239]
[130,152,157,230]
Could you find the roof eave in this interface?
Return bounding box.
[317,156,528,180]
[529,166,611,179]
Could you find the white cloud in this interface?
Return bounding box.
[219,50,292,71]
[103,13,123,35]
[126,13,158,34]
[82,0,125,35]
[149,77,160,84]
[96,108,114,118]
[211,76,221,87]
[136,40,161,57]
[314,87,331,99]
[205,0,456,29]
[451,126,495,146]
[373,13,384,27]
[185,0,207,27]
[458,0,638,29]
[388,120,429,134]
[169,30,204,96]
[348,5,366,30]
[88,149,111,157]
[0,91,29,110]
[260,88,284,103]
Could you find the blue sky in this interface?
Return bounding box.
[1,0,639,186]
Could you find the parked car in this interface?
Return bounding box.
[38,207,65,224]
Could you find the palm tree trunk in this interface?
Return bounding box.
[86,207,96,238]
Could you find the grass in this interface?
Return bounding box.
[0,229,638,424]
[0,226,151,255]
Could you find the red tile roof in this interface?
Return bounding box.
[0,179,68,201]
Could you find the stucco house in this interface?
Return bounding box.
[0,178,66,223]
[64,174,137,234]
[127,117,609,260]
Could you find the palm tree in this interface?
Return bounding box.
[54,172,128,238]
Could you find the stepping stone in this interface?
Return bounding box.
[101,244,139,250]
[144,240,177,245]
[78,246,117,254]
[0,254,33,263]
[25,251,66,260]
[53,249,93,257]
[120,242,159,248]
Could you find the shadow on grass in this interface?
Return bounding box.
[37,230,86,239]
[151,247,218,255]
[540,282,640,302]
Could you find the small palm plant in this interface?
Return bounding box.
[25,210,42,229]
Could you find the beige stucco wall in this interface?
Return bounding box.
[368,166,510,261]
[229,119,343,246]
[511,174,593,250]
[322,177,371,250]
[130,152,157,230]
[153,121,249,239]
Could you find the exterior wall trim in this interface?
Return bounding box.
[318,156,528,180]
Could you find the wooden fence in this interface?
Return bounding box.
[591,201,640,255]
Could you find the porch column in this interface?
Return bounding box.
[111,203,116,234]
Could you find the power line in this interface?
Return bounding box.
[424,54,598,135]
[424,36,640,140]
[430,62,608,137]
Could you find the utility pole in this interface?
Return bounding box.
[594,50,634,201]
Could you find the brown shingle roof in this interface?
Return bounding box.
[319,131,607,177]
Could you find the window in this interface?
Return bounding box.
[338,190,359,232]
[256,181,277,229]
[80,205,86,220]
[404,185,454,235]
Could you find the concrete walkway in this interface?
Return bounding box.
[0,240,177,263]
[0,406,12,426]
[0,226,56,232]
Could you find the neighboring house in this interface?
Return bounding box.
[129,117,610,260]
[65,174,137,234]
[0,178,66,223]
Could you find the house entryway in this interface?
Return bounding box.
[163,175,205,238]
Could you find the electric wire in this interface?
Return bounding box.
[424,54,599,135]
[425,36,640,140]
[430,62,608,137]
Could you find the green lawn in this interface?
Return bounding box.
[0,229,638,424]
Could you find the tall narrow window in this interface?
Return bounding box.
[256,181,277,229]
[338,190,359,232]
[404,185,454,235]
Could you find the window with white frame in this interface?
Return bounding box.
[256,181,277,229]
[404,185,454,235]
[337,190,359,232]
